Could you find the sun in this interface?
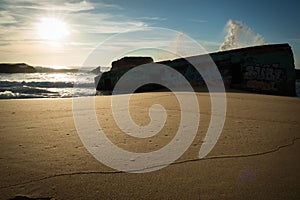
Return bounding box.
[37,17,70,41]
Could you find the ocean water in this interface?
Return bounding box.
[0,71,299,99]
[0,71,97,99]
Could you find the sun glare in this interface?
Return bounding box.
[37,17,70,41]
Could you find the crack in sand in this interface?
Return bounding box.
[162,108,299,125]
[1,137,299,189]
[9,195,53,200]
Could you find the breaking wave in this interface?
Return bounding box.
[0,72,97,99]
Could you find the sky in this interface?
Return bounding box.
[0,0,299,68]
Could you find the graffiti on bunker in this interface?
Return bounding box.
[243,63,286,91]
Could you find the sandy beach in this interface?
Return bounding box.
[0,92,299,199]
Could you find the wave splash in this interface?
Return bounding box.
[0,72,97,99]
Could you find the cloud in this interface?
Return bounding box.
[0,0,148,40]
[0,0,152,66]
[13,0,123,12]
[70,12,148,34]
[0,11,18,24]
[137,17,167,21]
[5,0,94,12]
[219,19,266,51]
[12,0,122,12]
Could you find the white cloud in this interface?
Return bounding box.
[0,0,148,40]
[0,11,18,24]
[69,11,149,34]
[17,1,94,12]
[73,21,148,34]
[6,0,94,12]
[0,0,153,66]
[138,17,167,21]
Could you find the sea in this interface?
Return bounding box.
[0,68,98,99]
[0,69,300,99]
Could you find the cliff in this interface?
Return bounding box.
[0,63,36,73]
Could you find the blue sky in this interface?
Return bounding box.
[0,0,299,68]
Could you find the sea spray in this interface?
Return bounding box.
[220,19,266,51]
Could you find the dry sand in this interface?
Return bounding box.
[0,92,299,199]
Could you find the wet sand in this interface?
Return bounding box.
[0,92,299,199]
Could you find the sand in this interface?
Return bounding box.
[0,92,299,199]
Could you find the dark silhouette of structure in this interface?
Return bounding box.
[95,43,296,96]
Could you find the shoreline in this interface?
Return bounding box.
[0,87,300,101]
